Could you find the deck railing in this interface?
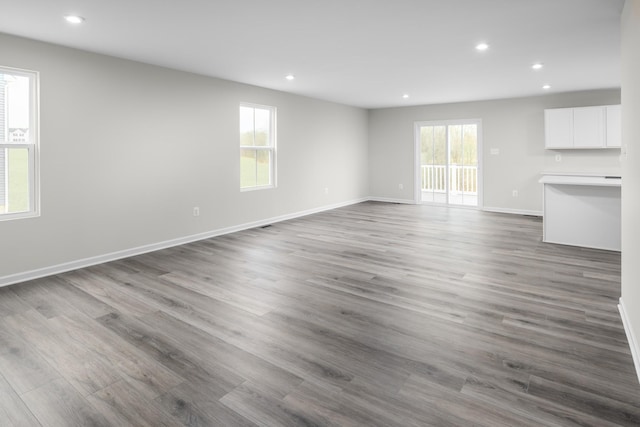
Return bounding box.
[421,165,477,194]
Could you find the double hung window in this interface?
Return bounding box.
[0,67,38,220]
[240,103,276,190]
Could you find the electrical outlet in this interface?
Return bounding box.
[193,207,200,217]
[512,190,518,197]
[490,148,500,155]
[399,183,404,190]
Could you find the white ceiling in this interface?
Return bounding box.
[0,0,625,109]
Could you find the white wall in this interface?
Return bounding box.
[0,30,628,293]
[620,0,640,380]
[0,33,369,281]
[369,90,621,213]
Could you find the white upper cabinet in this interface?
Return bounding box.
[544,105,621,149]
[573,106,605,148]
[545,108,573,149]
[606,105,622,148]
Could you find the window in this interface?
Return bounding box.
[0,66,38,220]
[240,103,276,190]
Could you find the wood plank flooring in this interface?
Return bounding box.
[0,201,638,426]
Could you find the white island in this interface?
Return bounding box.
[539,173,621,251]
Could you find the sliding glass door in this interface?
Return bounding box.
[415,120,481,207]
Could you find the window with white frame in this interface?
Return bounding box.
[240,103,276,190]
[0,66,38,220]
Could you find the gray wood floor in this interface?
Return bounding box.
[1,201,639,426]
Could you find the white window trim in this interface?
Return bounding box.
[0,66,40,221]
[239,102,277,191]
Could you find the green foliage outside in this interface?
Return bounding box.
[420,124,478,166]
[240,105,273,188]
[240,153,271,188]
[420,124,478,194]
[240,130,271,188]
[0,148,29,214]
[240,130,269,147]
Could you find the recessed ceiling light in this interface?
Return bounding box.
[285,74,295,81]
[475,42,489,51]
[64,15,85,24]
[402,94,409,99]
[542,84,551,90]
[532,63,544,70]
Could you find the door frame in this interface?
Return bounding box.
[413,119,483,208]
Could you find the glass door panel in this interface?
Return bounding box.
[461,124,478,206]
[419,125,447,203]
[417,121,479,207]
[448,125,462,205]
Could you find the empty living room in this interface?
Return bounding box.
[1,0,640,426]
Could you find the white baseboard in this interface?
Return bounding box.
[619,298,640,385]
[483,206,543,217]
[369,199,544,218]
[0,198,550,288]
[368,197,416,205]
[0,197,368,288]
